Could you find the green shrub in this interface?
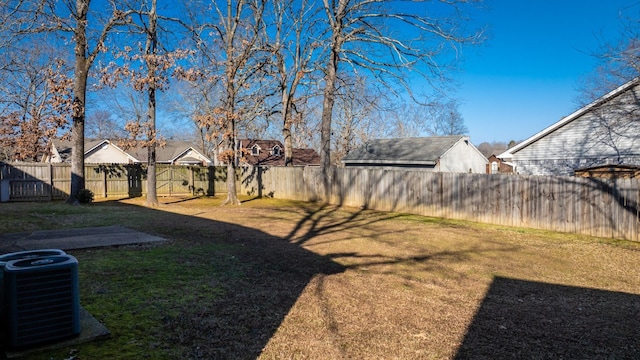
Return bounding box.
[77,188,94,204]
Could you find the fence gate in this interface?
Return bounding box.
[156,166,193,196]
[0,163,60,202]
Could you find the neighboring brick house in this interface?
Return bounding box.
[236,139,320,166]
[486,155,514,174]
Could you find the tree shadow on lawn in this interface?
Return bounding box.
[455,276,640,359]
[283,202,404,246]
[11,198,640,359]
[277,202,640,359]
[67,200,347,359]
[145,200,640,359]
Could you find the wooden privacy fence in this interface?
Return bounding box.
[1,163,639,241]
[250,167,640,241]
[0,163,228,201]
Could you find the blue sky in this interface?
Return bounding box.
[458,0,639,145]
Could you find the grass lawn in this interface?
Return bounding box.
[1,196,640,359]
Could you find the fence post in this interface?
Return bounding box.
[102,166,108,198]
[169,165,173,197]
[48,163,53,201]
[190,166,195,195]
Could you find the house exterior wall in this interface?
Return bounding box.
[512,84,640,176]
[440,139,488,173]
[44,147,62,163]
[486,155,513,174]
[85,144,133,164]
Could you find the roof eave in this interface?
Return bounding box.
[84,140,110,154]
[342,160,437,166]
[504,77,640,156]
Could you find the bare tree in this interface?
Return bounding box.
[369,98,468,141]
[86,109,125,139]
[3,0,134,202]
[331,75,387,165]
[581,12,640,101]
[575,10,640,166]
[143,0,159,206]
[99,0,194,206]
[317,0,484,195]
[0,1,16,74]
[187,0,269,205]
[68,1,133,203]
[169,75,224,163]
[477,141,507,158]
[266,0,321,166]
[428,99,468,136]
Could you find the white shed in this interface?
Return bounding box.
[341,135,488,173]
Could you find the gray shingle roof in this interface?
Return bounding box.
[341,136,466,165]
[125,140,205,163]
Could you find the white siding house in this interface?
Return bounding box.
[85,140,138,163]
[43,139,211,165]
[499,78,640,176]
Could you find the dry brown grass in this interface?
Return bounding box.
[5,196,640,359]
[117,196,640,359]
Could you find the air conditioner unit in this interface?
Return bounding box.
[4,254,80,348]
[0,249,67,263]
[0,249,67,320]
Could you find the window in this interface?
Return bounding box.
[251,145,260,156]
[272,146,281,156]
[491,162,498,174]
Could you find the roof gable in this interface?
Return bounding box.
[85,140,140,163]
[50,138,107,162]
[168,146,210,164]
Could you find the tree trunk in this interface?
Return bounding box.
[145,0,159,207]
[224,160,240,205]
[319,40,339,201]
[67,0,89,204]
[222,128,240,205]
[282,97,293,166]
[222,110,240,205]
[146,143,157,205]
[283,124,293,166]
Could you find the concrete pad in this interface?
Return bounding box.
[0,225,167,252]
[4,306,111,359]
